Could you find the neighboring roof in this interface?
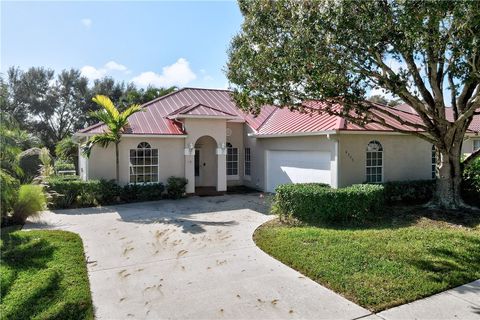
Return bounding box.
[78,88,479,136]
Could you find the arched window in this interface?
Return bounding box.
[129,142,158,183]
[226,142,238,176]
[431,145,436,179]
[366,140,383,183]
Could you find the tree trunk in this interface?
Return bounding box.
[432,144,464,209]
[115,142,120,183]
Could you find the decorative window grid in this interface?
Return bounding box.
[226,142,238,176]
[129,142,159,183]
[366,140,383,183]
[244,148,251,176]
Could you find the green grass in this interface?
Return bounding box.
[0,228,93,320]
[254,208,480,312]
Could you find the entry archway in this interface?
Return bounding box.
[194,135,218,191]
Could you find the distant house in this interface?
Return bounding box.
[74,87,480,193]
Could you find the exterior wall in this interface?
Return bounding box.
[244,127,337,191]
[462,135,479,154]
[86,136,185,185]
[183,118,227,192]
[338,133,433,187]
[226,122,245,187]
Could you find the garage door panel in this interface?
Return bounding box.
[266,150,331,192]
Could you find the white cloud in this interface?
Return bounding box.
[368,87,396,100]
[105,61,127,71]
[131,58,197,88]
[81,18,92,28]
[80,61,130,81]
[80,65,107,81]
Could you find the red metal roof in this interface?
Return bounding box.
[78,88,479,136]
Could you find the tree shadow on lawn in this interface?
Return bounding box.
[0,230,91,320]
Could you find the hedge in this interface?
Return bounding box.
[382,180,435,205]
[273,183,384,223]
[46,175,187,209]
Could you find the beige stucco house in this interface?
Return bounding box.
[74,88,480,194]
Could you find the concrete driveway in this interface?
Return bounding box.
[26,194,371,320]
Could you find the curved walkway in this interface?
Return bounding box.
[26,194,371,319]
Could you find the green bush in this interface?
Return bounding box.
[462,157,480,207]
[121,183,165,202]
[12,184,47,224]
[382,180,435,205]
[0,171,20,220]
[54,159,75,172]
[166,176,188,199]
[273,183,384,223]
[47,178,171,208]
[18,148,42,183]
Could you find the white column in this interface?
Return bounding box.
[184,148,195,194]
[216,147,227,191]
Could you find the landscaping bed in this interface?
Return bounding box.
[254,207,480,312]
[0,228,93,320]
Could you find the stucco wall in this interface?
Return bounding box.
[338,134,434,187]
[244,128,337,191]
[86,136,185,185]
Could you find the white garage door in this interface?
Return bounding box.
[266,150,331,192]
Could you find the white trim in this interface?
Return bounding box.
[168,114,237,120]
[75,133,187,138]
[365,140,384,183]
[248,130,337,138]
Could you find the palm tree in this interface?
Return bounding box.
[82,95,143,183]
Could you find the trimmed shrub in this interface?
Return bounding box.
[18,148,42,183]
[121,183,165,202]
[166,176,188,199]
[382,180,435,205]
[12,184,47,224]
[54,159,75,172]
[47,177,104,209]
[273,183,384,223]
[462,157,480,207]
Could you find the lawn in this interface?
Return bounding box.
[0,228,93,320]
[254,208,480,312]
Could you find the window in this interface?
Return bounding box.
[129,142,158,183]
[366,140,383,183]
[226,142,238,176]
[431,145,436,179]
[244,148,251,176]
[474,139,480,152]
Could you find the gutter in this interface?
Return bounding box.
[248,130,338,138]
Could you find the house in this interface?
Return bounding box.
[74,87,480,193]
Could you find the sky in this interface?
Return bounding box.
[1,1,243,89]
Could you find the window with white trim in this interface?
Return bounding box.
[366,140,383,183]
[431,145,436,179]
[226,142,238,176]
[129,142,158,183]
[474,139,480,152]
[244,147,251,176]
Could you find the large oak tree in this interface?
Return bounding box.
[227,0,480,209]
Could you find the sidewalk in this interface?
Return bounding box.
[371,280,480,320]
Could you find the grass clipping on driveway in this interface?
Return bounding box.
[254,210,480,312]
[0,228,93,320]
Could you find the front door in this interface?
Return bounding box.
[194,149,200,186]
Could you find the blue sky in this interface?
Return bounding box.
[1,1,243,89]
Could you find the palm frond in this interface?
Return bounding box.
[92,95,119,120]
[82,133,116,158]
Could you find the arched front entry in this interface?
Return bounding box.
[194,135,218,189]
